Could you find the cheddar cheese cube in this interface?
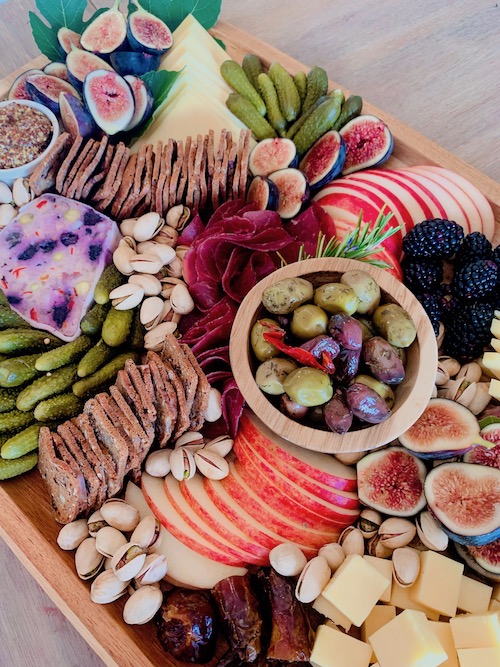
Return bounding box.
[457,575,492,614]
[482,352,500,379]
[457,647,500,667]
[490,318,500,339]
[489,599,500,612]
[310,624,372,667]
[429,621,459,667]
[361,605,396,663]
[313,594,352,632]
[322,555,389,626]
[411,551,464,617]
[493,584,500,602]
[363,555,392,603]
[390,580,440,620]
[450,611,500,649]
[369,609,448,667]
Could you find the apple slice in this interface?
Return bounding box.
[163,473,267,565]
[374,169,446,223]
[238,410,357,491]
[141,473,247,566]
[125,481,247,588]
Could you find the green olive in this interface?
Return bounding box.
[353,374,395,409]
[283,367,333,407]
[313,283,360,315]
[392,345,407,366]
[357,317,376,343]
[340,270,381,315]
[373,303,417,348]
[255,357,298,395]
[251,318,280,361]
[290,304,328,340]
[262,278,314,314]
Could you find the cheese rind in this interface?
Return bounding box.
[363,555,392,603]
[457,575,493,614]
[310,624,372,667]
[449,612,500,649]
[456,647,500,667]
[429,621,459,667]
[411,551,464,618]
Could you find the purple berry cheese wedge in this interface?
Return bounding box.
[0,194,120,341]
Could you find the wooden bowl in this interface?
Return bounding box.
[229,257,437,454]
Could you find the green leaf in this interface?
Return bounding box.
[29,12,64,62]
[127,69,183,142]
[34,0,87,32]
[133,0,223,31]
[214,37,226,50]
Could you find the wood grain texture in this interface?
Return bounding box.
[0,1,499,665]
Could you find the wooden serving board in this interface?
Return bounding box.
[1,20,500,667]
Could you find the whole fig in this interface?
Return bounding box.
[363,336,405,385]
[346,382,391,424]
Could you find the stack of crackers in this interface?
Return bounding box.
[30,129,252,221]
[38,336,211,524]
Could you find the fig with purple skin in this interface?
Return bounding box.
[247,176,280,211]
[346,382,390,424]
[43,62,69,82]
[249,137,298,177]
[455,543,500,583]
[66,48,114,90]
[363,336,405,385]
[324,388,353,434]
[7,68,44,100]
[57,27,81,55]
[299,130,346,189]
[123,75,154,131]
[340,114,393,175]
[268,168,309,219]
[25,73,80,115]
[463,424,500,469]
[59,92,97,140]
[334,348,360,384]
[110,52,161,77]
[280,394,309,420]
[127,0,173,55]
[80,0,127,55]
[327,313,362,350]
[83,69,135,136]
[467,537,500,575]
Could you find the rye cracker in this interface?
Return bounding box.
[211,129,227,209]
[74,135,108,200]
[62,139,94,197]
[81,143,114,200]
[55,134,83,193]
[150,141,163,213]
[52,431,89,514]
[146,351,178,446]
[57,422,101,510]
[65,419,108,506]
[119,145,147,219]
[115,369,155,443]
[158,139,174,214]
[84,398,129,489]
[133,143,154,214]
[161,334,198,420]
[97,148,131,213]
[226,137,238,201]
[185,136,198,208]
[93,142,126,204]
[74,413,120,497]
[207,129,215,192]
[181,344,210,431]
[161,357,190,438]
[176,136,192,205]
[29,132,72,196]
[169,140,184,206]
[233,129,245,199]
[192,134,204,210]
[124,359,157,428]
[199,134,208,210]
[67,140,100,199]
[108,385,151,454]
[111,153,137,219]
[219,131,232,202]
[239,129,252,198]
[95,392,141,474]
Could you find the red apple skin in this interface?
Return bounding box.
[141,473,247,567]
[238,412,357,492]
[234,433,359,510]
[380,169,447,223]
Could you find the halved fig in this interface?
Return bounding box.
[340,114,393,175]
[66,48,114,90]
[123,75,154,131]
[299,130,346,189]
[80,0,127,55]
[59,92,97,140]
[7,68,44,100]
[399,398,480,459]
[43,62,69,82]
[57,27,82,55]
[25,73,80,115]
[455,543,500,582]
[109,51,161,77]
[425,462,500,546]
[83,70,135,135]
[356,446,427,517]
[463,424,500,470]
[249,138,298,177]
[268,168,309,219]
[467,538,500,575]
[247,176,280,211]
[127,0,173,55]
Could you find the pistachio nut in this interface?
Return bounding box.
[166,204,190,231]
[113,243,136,276]
[436,322,445,349]
[0,203,17,228]
[12,178,33,207]
[57,519,89,551]
[456,381,478,409]
[435,361,450,387]
[100,499,140,532]
[104,557,114,571]
[415,511,449,551]
[131,515,162,551]
[95,526,128,558]
[129,253,164,275]
[378,518,416,549]
[140,296,166,330]
[392,547,421,587]
[194,448,230,480]
[269,543,307,577]
[135,553,168,585]
[456,362,482,383]
[174,431,205,450]
[334,451,365,466]
[431,384,438,399]
[467,382,491,415]
[338,526,365,557]
[165,256,184,279]
[164,309,182,326]
[205,435,233,458]
[170,283,195,315]
[204,387,223,423]
[0,181,12,204]
[128,580,161,595]
[111,542,147,582]
[318,543,345,572]
[438,378,461,401]
[295,556,331,603]
[145,449,171,477]
[144,321,178,350]
[175,245,190,262]
[90,569,129,604]
[438,356,461,377]
[169,446,196,481]
[128,273,162,296]
[160,276,185,299]
[87,510,108,537]
[120,217,138,237]
[137,241,176,266]
[109,283,145,310]
[133,212,164,243]
[367,534,393,559]
[154,225,179,247]
[119,236,137,251]
[123,585,163,625]
[75,537,105,580]
[357,508,383,539]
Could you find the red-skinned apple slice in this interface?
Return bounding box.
[379,169,447,226]
[141,473,247,566]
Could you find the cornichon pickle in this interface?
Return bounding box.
[0,290,9,307]
[73,351,139,398]
[0,329,62,354]
[94,264,124,305]
[268,62,301,122]
[0,354,41,388]
[80,302,111,336]
[0,307,29,330]
[0,409,35,435]
[0,387,20,413]
[221,60,266,115]
[226,94,277,141]
[242,54,264,93]
[285,95,329,139]
[302,66,329,112]
[128,310,145,350]
[1,423,43,459]
[293,71,308,103]
[35,336,93,371]
[77,339,114,378]
[332,95,363,131]
[0,452,38,480]
[293,96,342,155]
[258,73,287,136]
[34,393,83,422]
[101,307,134,347]
[16,364,79,412]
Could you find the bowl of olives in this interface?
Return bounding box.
[229,257,437,454]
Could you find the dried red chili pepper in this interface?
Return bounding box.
[260,321,332,373]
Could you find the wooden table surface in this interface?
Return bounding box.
[0,0,498,665]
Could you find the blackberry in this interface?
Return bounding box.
[416,293,441,335]
[402,218,464,259]
[492,245,500,268]
[403,259,443,293]
[455,232,492,268]
[444,301,494,361]
[452,259,498,300]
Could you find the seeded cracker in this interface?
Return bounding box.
[233,129,245,199]
[55,135,83,194]
[57,422,101,510]
[181,343,210,431]
[84,398,129,489]
[74,413,119,497]
[226,137,238,201]
[199,134,209,210]
[73,136,109,199]
[115,368,155,442]
[192,134,204,210]
[53,431,90,514]
[81,143,114,200]
[212,129,227,209]
[132,143,153,216]
[62,139,94,197]
[161,333,198,420]
[146,351,178,446]
[65,419,108,507]
[239,129,252,198]
[67,139,100,199]
[97,148,130,213]
[160,139,175,214]
[185,136,198,208]
[95,392,142,475]
[219,131,232,202]
[176,135,192,205]
[150,141,163,213]
[161,357,191,438]
[207,129,215,193]
[119,144,147,219]
[169,140,184,206]
[111,153,137,219]
[92,142,126,203]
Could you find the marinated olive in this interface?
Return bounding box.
[363,336,405,385]
[280,394,309,420]
[290,304,328,340]
[346,382,391,424]
[314,283,360,315]
[334,348,360,383]
[251,318,280,361]
[328,313,362,350]
[357,317,376,343]
[354,374,395,409]
[283,367,333,407]
[256,357,298,395]
[323,388,353,434]
[340,270,381,314]
[262,278,314,315]
[373,304,417,348]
